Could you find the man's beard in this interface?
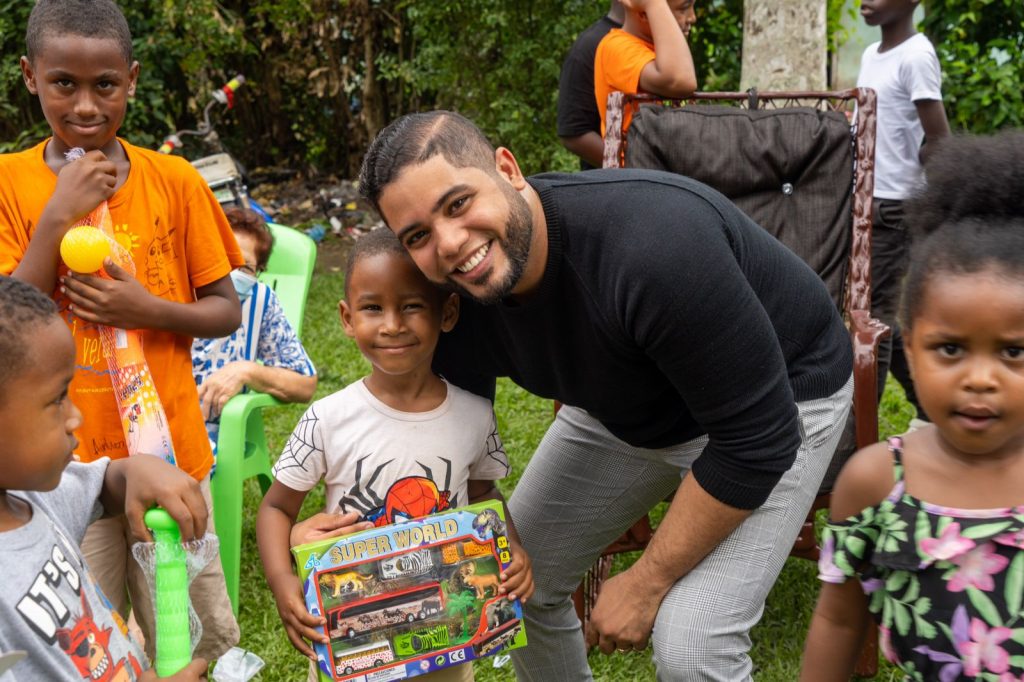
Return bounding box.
[443,181,533,305]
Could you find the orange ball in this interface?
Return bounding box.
[60,225,111,273]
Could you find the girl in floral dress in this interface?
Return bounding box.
[801,131,1024,681]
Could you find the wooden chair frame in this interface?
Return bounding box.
[573,88,890,676]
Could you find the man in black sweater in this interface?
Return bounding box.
[359,111,853,682]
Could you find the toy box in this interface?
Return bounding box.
[292,500,527,681]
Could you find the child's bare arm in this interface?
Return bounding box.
[468,480,535,602]
[800,581,870,681]
[628,0,698,97]
[13,150,117,292]
[560,132,607,169]
[101,455,207,542]
[256,480,328,660]
[915,99,951,164]
[62,269,240,337]
[800,441,893,680]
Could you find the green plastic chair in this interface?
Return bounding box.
[210,222,317,616]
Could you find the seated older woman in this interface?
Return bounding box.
[192,207,317,455]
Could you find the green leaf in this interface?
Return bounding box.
[903,575,921,603]
[835,552,854,576]
[960,521,1013,539]
[846,536,867,560]
[870,588,887,614]
[1007,552,1024,616]
[967,586,1004,627]
[886,571,909,593]
[913,612,937,640]
[882,598,893,628]
[912,595,931,615]
[893,601,913,636]
[916,509,934,539]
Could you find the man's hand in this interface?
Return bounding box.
[585,474,751,654]
[197,362,253,421]
[139,657,209,680]
[584,563,671,654]
[290,512,373,548]
[104,456,207,543]
[498,537,534,602]
[269,573,329,660]
[46,149,118,229]
[62,259,159,329]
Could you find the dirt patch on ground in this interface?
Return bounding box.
[250,175,382,275]
[315,235,352,274]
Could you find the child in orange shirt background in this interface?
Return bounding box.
[594,0,699,138]
[0,0,243,663]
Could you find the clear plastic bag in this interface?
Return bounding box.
[211,647,266,681]
[131,533,220,658]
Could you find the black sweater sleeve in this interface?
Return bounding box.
[620,210,801,507]
[537,172,820,509]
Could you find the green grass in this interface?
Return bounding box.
[234,265,915,680]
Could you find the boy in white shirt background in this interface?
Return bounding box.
[858,0,950,420]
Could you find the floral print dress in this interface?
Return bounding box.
[819,437,1024,681]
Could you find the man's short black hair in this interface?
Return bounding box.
[26,0,134,65]
[343,227,411,299]
[358,111,497,217]
[0,277,59,398]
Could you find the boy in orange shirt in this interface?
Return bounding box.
[0,0,243,662]
[594,0,699,138]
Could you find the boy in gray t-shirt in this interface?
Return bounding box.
[0,276,209,681]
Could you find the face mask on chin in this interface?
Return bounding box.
[230,269,258,299]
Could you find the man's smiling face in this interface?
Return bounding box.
[378,153,534,305]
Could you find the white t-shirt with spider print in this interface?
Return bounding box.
[272,379,509,525]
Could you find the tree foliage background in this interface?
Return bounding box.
[922,0,1024,133]
[0,0,1020,178]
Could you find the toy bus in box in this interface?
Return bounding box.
[292,500,527,681]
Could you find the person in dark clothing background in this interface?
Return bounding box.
[556,2,624,169]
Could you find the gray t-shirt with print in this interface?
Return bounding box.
[0,460,147,681]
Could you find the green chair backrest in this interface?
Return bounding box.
[260,223,317,339]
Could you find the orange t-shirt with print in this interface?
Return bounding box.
[0,138,244,480]
[594,28,656,137]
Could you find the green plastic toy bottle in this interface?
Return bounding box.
[144,508,191,676]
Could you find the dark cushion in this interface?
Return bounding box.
[625,104,854,306]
